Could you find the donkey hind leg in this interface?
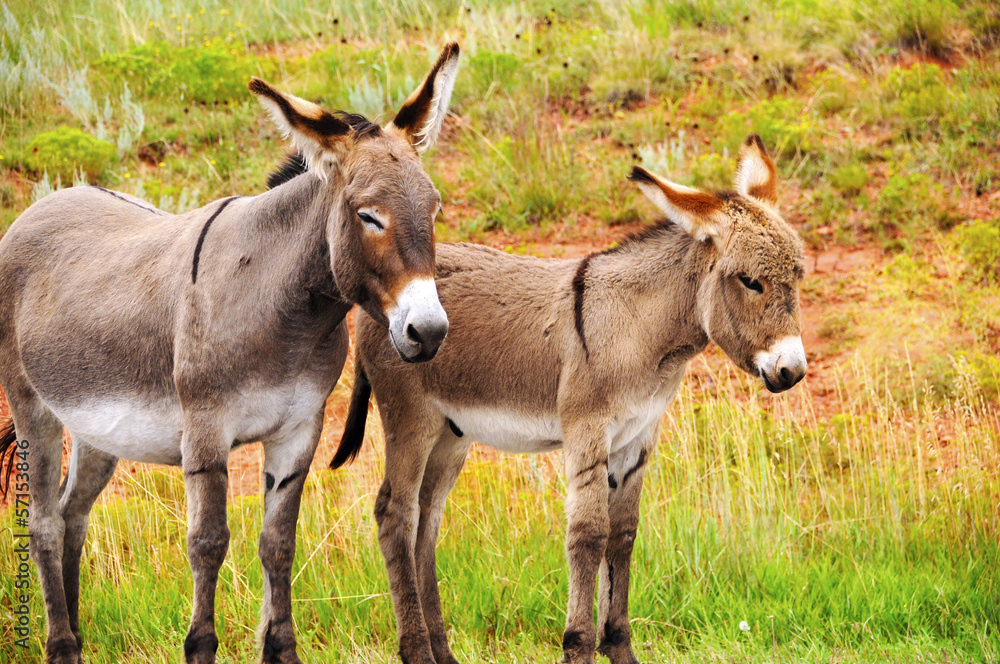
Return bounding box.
[597,426,656,664]
[58,439,119,654]
[376,414,447,664]
[9,396,80,663]
[180,418,231,664]
[414,430,472,664]
[256,420,322,664]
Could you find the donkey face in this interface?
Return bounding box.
[630,135,807,392]
[250,43,460,362]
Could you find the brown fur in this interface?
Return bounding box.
[0,43,461,664]
[333,136,805,664]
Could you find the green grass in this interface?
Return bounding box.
[2,0,1000,662]
[1,358,997,663]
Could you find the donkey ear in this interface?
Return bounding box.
[735,134,778,205]
[628,166,729,242]
[249,77,352,179]
[389,42,461,153]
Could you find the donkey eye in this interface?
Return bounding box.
[739,276,764,293]
[358,210,384,231]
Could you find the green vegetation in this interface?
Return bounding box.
[24,127,115,180]
[1,357,997,664]
[1,1,998,663]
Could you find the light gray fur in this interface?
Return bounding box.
[0,42,461,664]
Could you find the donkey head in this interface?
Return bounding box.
[629,135,807,392]
[249,42,461,362]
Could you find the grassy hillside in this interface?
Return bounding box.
[1,1,999,662]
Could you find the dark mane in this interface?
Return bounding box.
[266,152,308,189]
[266,112,382,189]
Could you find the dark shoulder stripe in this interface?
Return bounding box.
[192,197,239,284]
[90,185,165,215]
[572,253,594,360]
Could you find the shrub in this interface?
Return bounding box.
[25,127,115,180]
[811,70,852,116]
[830,163,869,196]
[719,96,817,157]
[883,64,951,137]
[95,40,271,103]
[954,219,1000,285]
[873,171,956,248]
[888,0,956,57]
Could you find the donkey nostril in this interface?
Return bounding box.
[406,323,423,345]
[780,366,792,384]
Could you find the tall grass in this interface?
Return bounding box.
[1,354,996,663]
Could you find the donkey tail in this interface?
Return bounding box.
[330,368,371,469]
[0,419,18,499]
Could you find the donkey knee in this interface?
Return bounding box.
[188,527,230,571]
[374,481,392,527]
[567,523,608,561]
[258,530,295,575]
[28,512,65,561]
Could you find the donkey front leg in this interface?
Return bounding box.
[414,431,472,664]
[598,429,656,664]
[377,417,445,664]
[256,420,322,664]
[181,419,231,664]
[561,420,611,664]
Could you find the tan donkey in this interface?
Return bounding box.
[329,135,807,664]
[0,44,460,664]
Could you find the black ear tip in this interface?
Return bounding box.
[446,41,461,56]
[248,77,268,95]
[627,166,654,184]
[745,133,767,153]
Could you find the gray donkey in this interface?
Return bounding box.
[0,43,460,664]
[330,135,806,664]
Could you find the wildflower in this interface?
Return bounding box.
[124,173,131,179]
[199,8,205,14]
[739,621,750,632]
[220,8,229,15]
[158,162,165,167]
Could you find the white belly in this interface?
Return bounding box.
[432,371,684,458]
[51,384,329,465]
[52,398,185,464]
[433,401,563,454]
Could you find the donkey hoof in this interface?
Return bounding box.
[261,623,302,664]
[45,635,82,664]
[429,650,460,664]
[183,629,219,664]
[397,644,437,664]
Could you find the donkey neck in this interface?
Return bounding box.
[584,223,713,368]
[244,172,346,304]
